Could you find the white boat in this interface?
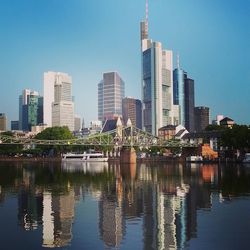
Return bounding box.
[62,152,108,162]
[243,153,250,163]
[186,155,203,162]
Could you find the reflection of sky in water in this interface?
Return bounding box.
[0,162,249,249]
[187,194,250,250]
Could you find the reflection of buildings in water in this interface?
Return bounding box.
[18,187,43,230]
[18,169,43,231]
[138,163,153,181]
[0,185,4,203]
[42,189,76,248]
[96,162,216,249]
[141,184,184,250]
[137,164,194,250]
[16,166,79,247]
[201,165,216,183]
[99,194,125,248]
[42,192,54,247]
[157,193,178,250]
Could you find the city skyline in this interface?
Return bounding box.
[0,0,249,127]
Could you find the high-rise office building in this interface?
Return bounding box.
[44,71,74,131]
[184,76,195,132]
[173,59,195,132]
[173,59,185,126]
[0,113,7,131]
[74,115,81,131]
[11,121,19,131]
[122,97,142,129]
[19,89,43,131]
[98,72,125,122]
[141,10,175,135]
[194,106,209,132]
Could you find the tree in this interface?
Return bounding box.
[221,125,250,157]
[205,124,225,131]
[35,126,74,140]
[35,126,75,156]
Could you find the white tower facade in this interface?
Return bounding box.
[43,71,74,131]
[140,2,177,135]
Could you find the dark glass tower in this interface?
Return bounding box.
[184,75,195,132]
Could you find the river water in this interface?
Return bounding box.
[0,161,249,250]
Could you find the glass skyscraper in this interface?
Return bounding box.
[173,65,195,132]
[19,89,43,131]
[98,72,125,122]
[141,21,174,135]
[173,68,185,127]
[184,76,195,132]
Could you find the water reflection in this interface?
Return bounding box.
[0,162,250,249]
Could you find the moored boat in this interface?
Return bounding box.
[62,152,108,162]
[243,153,250,163]
[186,155,203,162]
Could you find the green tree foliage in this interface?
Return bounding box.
[35,126,75,156]
[205,124,225,131]
[221,125,250,151]
[35,126,74,140]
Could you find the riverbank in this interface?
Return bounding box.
[0,156,61,162]
[0,156,246,164]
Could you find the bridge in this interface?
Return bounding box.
[0,125,196,148]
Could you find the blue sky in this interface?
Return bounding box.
[0,0,249,127]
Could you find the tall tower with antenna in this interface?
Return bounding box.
[140,0,176,135]
[140,0,149,44]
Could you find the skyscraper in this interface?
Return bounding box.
[19,89,43,131]
[184,76,195,132]
[44,72,74,131]
[74,115,81,131]
[11,121,19,131]
[0,113,7,131]
[173,54,195,133]
[98,72,125,122]
[141,5,175,135]
[173,59,185,126]
[122,97,142,129]
[194,106,209,132]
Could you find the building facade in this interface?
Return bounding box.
[19,89,43,131]
[173,64,195,132]
[141,15,176,135]
[184,76,195,132]
[194,106,209,132]
[141,40,174,135]
[173,67,185,126]
[11,120,19,131]
[44,71,74,131]
[122,97,142,129]
[98,72,125,122]
[0,113,7,131]
[74,115,81,131]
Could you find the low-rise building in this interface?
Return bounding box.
[158,124,189,141]
[182,130,222,152]
[219,117,234,128]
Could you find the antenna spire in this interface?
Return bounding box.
[146,0,149,34]
[177,53,180,69]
